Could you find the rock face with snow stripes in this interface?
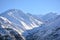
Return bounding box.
[0,17,25,40]
[0,9,43,33]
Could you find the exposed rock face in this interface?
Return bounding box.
[0,28,25,40]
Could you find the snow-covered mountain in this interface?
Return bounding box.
[0,9,43,33]
[26,14,60,40]
[1,9,60,40]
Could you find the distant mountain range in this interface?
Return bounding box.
[0,9,60,40]
[25,12,60,40]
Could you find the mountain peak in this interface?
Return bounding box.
[8,9,21,11]
[6,9,24,13]
[0,9,25,17]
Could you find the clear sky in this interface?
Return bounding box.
[0,0,60,15]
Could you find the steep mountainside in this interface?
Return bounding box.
[0,16,25,40]
[0,9,43,33]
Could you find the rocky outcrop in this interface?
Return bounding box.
[0,27,25,40]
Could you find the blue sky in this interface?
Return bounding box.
[0,0,60,15]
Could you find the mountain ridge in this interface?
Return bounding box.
[0,9,43,33]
